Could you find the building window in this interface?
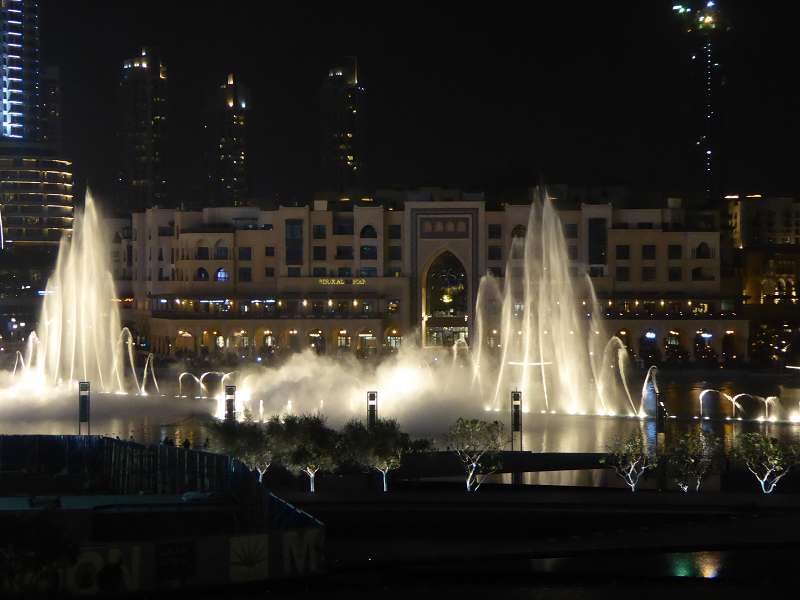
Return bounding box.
[287,267,301,277]
[285,219,303,265]
[215,268,230,282]
[196,246,209,260]
[589,265,604,278]
[642,267,657,282]
[668,244,682,260]
[338,267,352,277]
[488,224,502,239]
[488,245,502,261]
[265,267,275,277]
[615,245,630,260]
[563,223,578,239]
[334,214,354,235]
[642,245,656,260]
[387,299,400,313]
[668,267,682,281]
[313,224,326,239]
[214,244,229,260]
[238,247,252,260]
[568,245,578,260]
[360,225,377,238]
[158,248,163,261]
[359,267,378,277]
[313,267,327,276]
[691,267,715,281]
[388,224,401,239]
[337,332,351,350]
[587,219,607,264]
[238,267,252,282]
[637,222,654,229]
[360,245,378,260]
[336,246,353,260]
[388,245,402,261]
[694,242,713,259]
[265,246,275,257]
[313,246,327,260]
[616,266,630,281]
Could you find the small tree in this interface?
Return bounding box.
[269,415,338,493]
[666,429,719,492]
[237,422,273,483]
[602,432,657,492]
[340,418,410,492]
[447,418,504,492]
[734,432,799,494]
[207,419,273,482]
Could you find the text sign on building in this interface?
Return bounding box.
[317,278,367,286]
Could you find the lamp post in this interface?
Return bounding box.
[224,385,236,422]
[78,381,90,435]
[511,390,522,451]
[367,391,378,429]
[511,390,523,486]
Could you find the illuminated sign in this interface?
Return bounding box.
[318,278,367,286]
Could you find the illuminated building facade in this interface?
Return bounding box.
[0,0,73,325]
[118,47,168,211]
[111,189,748,363]
[0,0,39,141]
[205,73,248,207]
[727,193,800,248]
[320,57,364,193]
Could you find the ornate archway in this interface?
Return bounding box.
[422,251,469,347]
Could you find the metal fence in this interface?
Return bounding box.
[0,435,252,495]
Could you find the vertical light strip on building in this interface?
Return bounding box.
[1,0,26,139]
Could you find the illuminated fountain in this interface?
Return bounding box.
[0,191,157,409]
[473,191,638,416]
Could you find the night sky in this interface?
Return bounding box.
[43,1,800,207]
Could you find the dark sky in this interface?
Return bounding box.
[42,1,800,206]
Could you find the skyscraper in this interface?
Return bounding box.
[0,0,73,325]
[205,73,249,207]
[0,0,39,142]
[320,57,365,194]
[672,1,727,205]
[117,47,168,211]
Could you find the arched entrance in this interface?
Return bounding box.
[174,330,195,356]
[694,328,717,365]
[385,327,402,352]
[287,329,300,352]
[423,251,469,347]
[638,329,661,366]
[357,329,378,358]
[336,329,351,353]
[664,329,689,364]
[309,329,326,354]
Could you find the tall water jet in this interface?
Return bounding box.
[25,190,127,392]
[476,188,631,415]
